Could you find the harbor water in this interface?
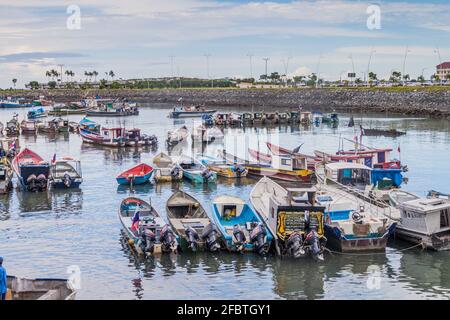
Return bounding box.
[1,103,450,300]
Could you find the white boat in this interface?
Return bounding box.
[191,125,224,144]
[49,157,83,188]
[6,276,76,300]
[389,189,450,250]
[166,126,189,146]
[151,152,183,182]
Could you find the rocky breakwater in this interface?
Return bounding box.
[13,88,450,117]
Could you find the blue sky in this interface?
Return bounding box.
[1,0,450,88]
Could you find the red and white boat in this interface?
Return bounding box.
[20,120,37,134]
[79,127,126,147]
[12,148,50,192]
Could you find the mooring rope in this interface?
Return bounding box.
[324,242,426,256]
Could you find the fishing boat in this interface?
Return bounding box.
[36,120,58,134]
[211,195,273,254]
[119,197,178,256]
[166,126,189,147]
[151,152,183,182]
[228,113,242,127]
[253,112,265,125]
[300,111,313,125]
[266,142,318,170]
[362,127,406,137]
[166,190,221,252]
[86,100,139,117]
[264,112,278,125]
[0,157,13,194]
[322,112,339,124]
[12,148,50,192]
[288,110,300,124]
[178,156,217,184]
[78,117,100,133]
[241,113,254,126]
[48,103,86,116]
[5,115,20,136]
[169,105,216,118]
[125,128,157,147]
[198,155,248,178]
[53,117,69,132]
[250,177,327,260]
[0,97,33,108]
[49,157,83,189]
[277,112,289,124]
[116,163,154,186]
[336,148,405,171]
[312,111,323,125]
[214,113,228,126]
[388,190,450,251]
[27,107,47,119]
[79,127,126,147]
[32,96,54,107]
[6,276,76,300]
[20,120,37,134]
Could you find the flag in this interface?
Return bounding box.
[52,153,56,164]
[9,141,15,151]
[131,210,140,231]
[398,145,401,153]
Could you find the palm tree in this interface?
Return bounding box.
[92,71,99,82]
[12,78,17,89]
[84,71,89,82]
[45,70,51,81]
[109,70,115,81]
[65,70,71,82]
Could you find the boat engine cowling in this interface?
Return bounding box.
[160,224,177,253]
[140,228,156,254]
[26,174,37,192]
[170,165,180,178]
[249,223,269,255]
[200,223,221,252]
[201,168,214,181]
[63,172,72,188]
[304,229,325,262]
[185,225,200,252]
[285,231,304,258]
[232,224,246,252]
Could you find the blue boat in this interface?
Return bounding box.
[116,163,154,185]
[169,106,216,118]
[27,107,47,119]
[202,114,215,126]
[178,156,217,184]
[212,195,273,254]
[1,98,33,108]
[79,117,100,133]
[371,168,403,189]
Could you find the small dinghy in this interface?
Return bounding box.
[116,163,153,185]
[166,125,189,146]
[27,107,47,119]
[178,156,217,184]
[49,157,83,188]
[6,115,20,136]
[211,195,273,255]
[12,148,50,192]
[6,276,76,300]
[119,197,178,255]
[198,155,248,178]
[20,120,37,134]
[166,190,222,252]
[152,152,183,182]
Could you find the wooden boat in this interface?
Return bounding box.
[0,97,33,108]
[169,105,216,118]
[86,100,139,117]
[166,126,189,146]
[119,197,178,255]
[214,113,228,126]
[27,107,47,119]
[48,103,86,116]
[36,120,58,133]
[116,163,153,185]
[227,113,242,127]
[211,195,273,254]
[253,112,264,125]
[362,127,406,137]
[5,115,20,136]
[198,155,248,178]
[125,128,157,147]
[6,276,76,300]
[288,111,300,124]
[12,148,50,192]
[20,120,37,134]
[49,157,83,188]
[151,152,183,182]
[54,118,69,132]
[250,177,327,259]
[0,156,13,194]
[80,127,126,147]
[241,113,254,126]
[300,111,313,125]
[178,156,217,184]
[264,112,278,125]
[166,190,221,252]
[78,117,100,133]
[276,112,289,124]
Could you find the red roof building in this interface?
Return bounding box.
[436,62,450,80]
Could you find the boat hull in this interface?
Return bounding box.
[395,227,450,251]
[245,166,312,182]
[170,110,216,118]
[51,180,82,189]
[116,172,153,185]
[183,170,217,184]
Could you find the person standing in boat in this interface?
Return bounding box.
[0,257,6,300]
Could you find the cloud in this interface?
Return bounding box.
[0,52,87,64]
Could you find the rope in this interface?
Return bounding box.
[324,242,426,256]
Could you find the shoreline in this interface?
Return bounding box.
[3,87,450,117]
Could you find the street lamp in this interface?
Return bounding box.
[348,54,355,85]
[339,70,346,85]
[316,54,324,88]
[367,48,376,87]
[402,46,411,85]
[247,53,254,79]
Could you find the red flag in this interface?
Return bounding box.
[398,146,401,153]
[52,153,56,164]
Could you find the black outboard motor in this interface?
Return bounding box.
[185,225,200,252]
[232,224,246,252]
[63,172,72,188]
[140,228,156,254]
[233,164,246,177]
[201,168,214,182]
[149,135,158,146]
[36,174,47,191]
[249,223,269,255]
[285,231,304,258]
[26,174,37,192]
[160,224,177,253]
[201,223,221,252]
[170,165,180,179]
[304,229,326,262]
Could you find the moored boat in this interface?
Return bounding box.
[151,152,183,182]
[116,163,153,185]
[253,112,264,125]
[80,127,127,147]
[5,115,20,136]
[198,155,248,178]
[241,112,254,126]
[12,148,50,192]
[264,112,278,125]
[119,197,178,256]
[0,156,13,194]
[169,105,216,118]
[78,117,100,133]
[20,120,37,134]
[178,156,217,184]
[166,190,222,252]
[300,111,313,125]
[212,195,273,254]
[86,100,139,117]
[125,128,157,147]
[49,157,83,188]
[166,126,189,147]
[27,107,47,119]
[6,276,76,300]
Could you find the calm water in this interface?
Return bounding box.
[1,103,450,300]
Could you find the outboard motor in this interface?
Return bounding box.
[149,135,158,145]
[26,174,37,192]
[160,224,177,253]
[63,172,72,188]
[304,229,325,262]
[185,225,200,252]
[249,223,269,255]
[140,228,156,254]
[170,165,180,179]
[232,224,246,252]
[201,223,221,252]
[285,232,304,258]
[233,164,246,177]
[201,168,213,182]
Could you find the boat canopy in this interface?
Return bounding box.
[372,168,402,187]
[214,195,246,218]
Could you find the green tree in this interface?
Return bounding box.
[28,81,39,90]
[109,70,115,80]
[48,81,57,89]
[417,75,425,83]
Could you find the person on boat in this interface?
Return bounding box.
[0,257,6,300]
[0,147,6,158]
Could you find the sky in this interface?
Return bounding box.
[1,0,450,88]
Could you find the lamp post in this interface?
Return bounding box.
[348,54,355,86]
[339,70,346,86]
[262,57,270,81]
[247,53,254,79]
[204,54,212,88]
[367,48,376,87]
[402,46,411,85]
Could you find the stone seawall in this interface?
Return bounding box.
[10,88,450,117]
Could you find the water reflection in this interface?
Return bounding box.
[15,190,52,215]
